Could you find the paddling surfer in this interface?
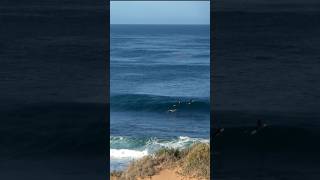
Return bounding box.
[213,127,224,137]
[251,120,267,135]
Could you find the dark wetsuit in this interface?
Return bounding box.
[214,128,224,137]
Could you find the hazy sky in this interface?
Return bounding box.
[110,1,210,25]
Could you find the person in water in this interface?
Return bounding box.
[213,127,224,137]
[187,99,193,105]
[251,120,267,135]
[167,109,176,113]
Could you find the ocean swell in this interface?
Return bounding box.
[110,94,210,113]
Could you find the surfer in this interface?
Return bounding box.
[167,108,177,113]
[187,99,193,105]
[251,120,267,135]
[213,127,224,138]
[167,102,179,113]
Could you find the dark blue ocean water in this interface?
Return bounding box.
[110,25,210,170]
[1,3,320,179]
[214,12,320,180]
[0,4,106,179]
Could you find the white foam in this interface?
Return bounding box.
[110,149,149,159]
[110,136,209,160]
[146,136,210,150]
[110,136,210,171]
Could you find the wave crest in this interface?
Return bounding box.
[110,94,210,112]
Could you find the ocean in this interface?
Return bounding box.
[1,3,320,179]
[110,25,210,170]
[0,4,106,179]
[214,12,320,180]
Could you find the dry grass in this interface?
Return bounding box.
[111,143,210,180]
[154,148,183,166]
[110,171,123,180]
[180,143,210,179]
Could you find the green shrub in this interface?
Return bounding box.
[154,148,182,166]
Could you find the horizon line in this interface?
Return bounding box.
[110,23,210,25]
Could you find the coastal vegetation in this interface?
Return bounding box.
[111,143,210,180]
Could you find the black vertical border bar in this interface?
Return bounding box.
[106,0,110,179]
[210,0,216,179]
